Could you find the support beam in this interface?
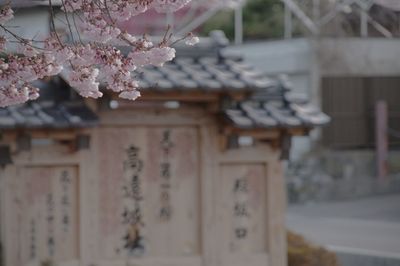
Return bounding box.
[284,2,293,39]
[312,0,320,21]
[360,9,368,37]
[319,0,356,27]
[367,13,393,38]
[281,0,319,35]
[176,8,221,36]
[234,6,243,45]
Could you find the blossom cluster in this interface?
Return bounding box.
[0,0,200,107]
[0,0,249,107]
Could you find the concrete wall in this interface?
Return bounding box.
[287,150,400,203]
[228,39,313,96]
[319,38,400,77]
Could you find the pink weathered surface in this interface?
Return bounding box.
[175,128,198,180]
[98,128,129,237]
[25,168,52,203]
[246,166,264,211]
[145,128,163,182]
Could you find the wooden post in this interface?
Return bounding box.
[376,100,388,180]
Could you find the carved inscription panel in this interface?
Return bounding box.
[7,166,79,266]
[98,127,200,259]
[219,164,268,254]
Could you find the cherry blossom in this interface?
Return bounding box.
[0,36,6,51]
[80,10,121,43]
[185,34,200,46]
[119,89,141,101]
[67,67,102,98]
[0,83,39,108]
[0,5,13,25]
[129,47,176,67]
[19,42,39,57]
[0,0,223,107]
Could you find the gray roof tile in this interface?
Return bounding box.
[223,78,330,129]
[0,102,98,129]
[133,53,271,92]
[225,110,254,128]
[128,46,278,91]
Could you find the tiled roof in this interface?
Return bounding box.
[225,101,330,129]
[0,101,98,129]
[0,32,328,131]
[116,31,275,93]
[223,78,330,129]
[135,57,274,92]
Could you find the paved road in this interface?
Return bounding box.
[287,194,400,257]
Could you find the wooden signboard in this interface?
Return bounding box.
[1,120,286,266]
[97,127,201,262]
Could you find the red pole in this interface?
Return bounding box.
[375,100,388,180]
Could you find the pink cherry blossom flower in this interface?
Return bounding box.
[0,5,13,25]
[0,36,6,51]
[129,47,176,67]
[185,35,200,46]
[68,67,102,98]
[119,89,141,101]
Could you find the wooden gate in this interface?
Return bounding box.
[3,166,80,266]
